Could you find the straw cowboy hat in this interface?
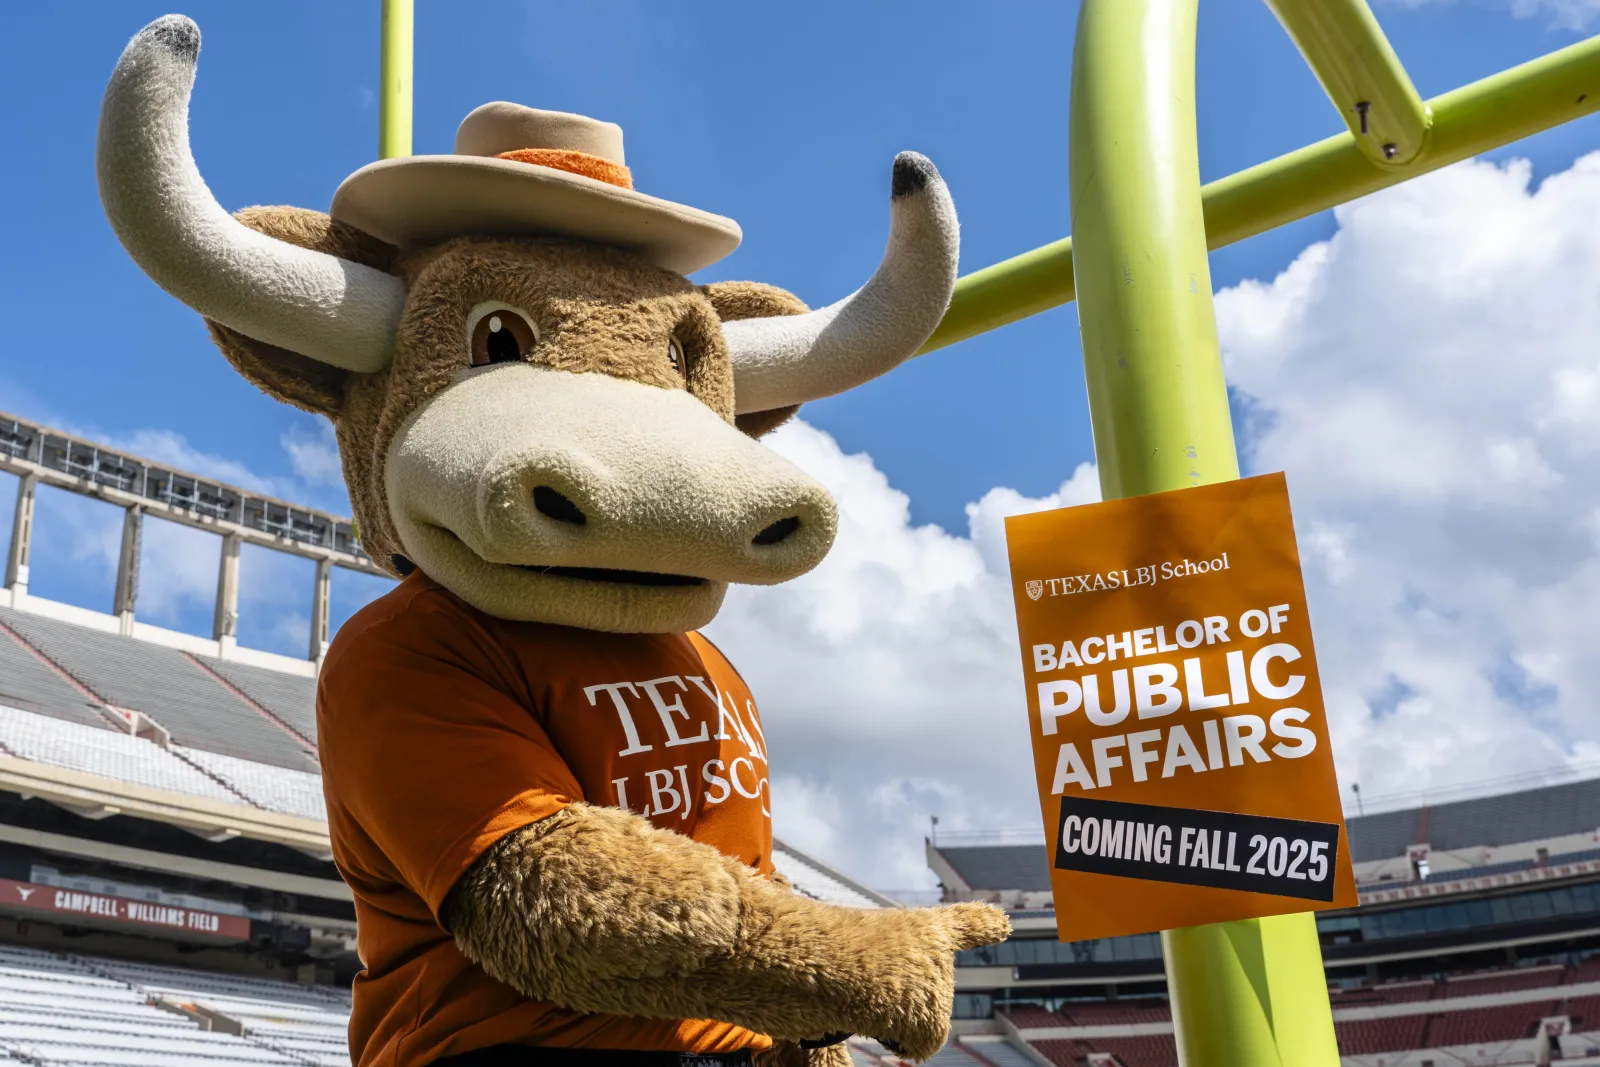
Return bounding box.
[331,102,743,274]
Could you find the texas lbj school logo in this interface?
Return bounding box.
[1027,555,1232,601]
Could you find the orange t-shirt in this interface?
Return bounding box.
[317,573,776,1067]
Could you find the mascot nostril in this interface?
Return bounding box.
[752,515,802,546]
[532,485,587,526]
[97,14,1009,1067]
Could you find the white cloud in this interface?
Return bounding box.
[136,518,223,624]
[42,415,351,511]
[707,421,1099,887]
[1507,0,1600,28]
[1384,0,1600,30]
[719,152,1600,888]
[115,428,285,498]
[1218,152,1600,809]
[26,493,220,630]
[281,422,344,489]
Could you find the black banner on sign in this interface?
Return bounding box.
[1054,795,1340,903]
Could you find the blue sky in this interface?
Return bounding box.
[5,4,1600,857]
[5,1,1594,536]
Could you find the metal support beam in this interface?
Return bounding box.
[1264,0,1430,165]
[919,31,1600,354]
[0,411,380,574]
[1068,1,1338,1063]
[5,473,36,596]
[213,532,241,650]
[379,0,413,159]
[309,557,332,664]
[113,505,142,636]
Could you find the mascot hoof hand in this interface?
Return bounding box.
[858,902,1011,1062]
[943,900,1014,949]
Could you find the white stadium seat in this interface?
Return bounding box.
[0,946,352,1067]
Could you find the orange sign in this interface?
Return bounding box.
[1004,472,1356,942]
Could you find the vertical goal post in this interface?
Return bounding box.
[1014,2,1596,1064]
[379,0,412,160]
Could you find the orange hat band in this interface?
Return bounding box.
[494,148,633,190]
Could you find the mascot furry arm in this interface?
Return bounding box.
[98,16,1009,1066]
[446,804,1007,1060]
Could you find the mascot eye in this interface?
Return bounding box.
[469,306,538,367]
[667,335,686,375]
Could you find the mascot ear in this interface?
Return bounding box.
[702,281,808,439]
[206,207,400,419]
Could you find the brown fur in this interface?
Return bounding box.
[735,405,802,438]
[754,1042,853,1067]
[443,803,1010,1062]
[704,281,807,438]
[701,280,807,322]
[209,212,809,574]
[202,215,1010,1059]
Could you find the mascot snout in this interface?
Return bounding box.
[386,363,838,631]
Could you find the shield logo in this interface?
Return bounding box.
[1025,579,1044,601]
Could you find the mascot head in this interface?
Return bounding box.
[98,16,958,633]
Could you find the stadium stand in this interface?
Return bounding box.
[0,607,317,773]
[0,622,106,729]
[916,1046,990,1065]
[1426,1000,1553,1045]
[1001,1004,1062,1028]
[1029,1040,1087,1066]
[0,429,894,1067]
[0,703,242,803]
[1060,1001,1171,1026]
[173,746,328,822]
[0,661,879,1066]
[94,955,352,1067]
[932,776,1600,1066]
[197,657,319,749]
[1443,965,1566,996]
[1083,1035,1179,1067]
[1331,1015,1431,1056]
[1346,779,1600,859]
[940,845,1053,893]
[1566,992,1600,1028]
[0,942,340,1066]
[772,840,900,908]
[841,1037,1021,1065]
[1330,979,1437,1005]
[959,1035,1038,1066]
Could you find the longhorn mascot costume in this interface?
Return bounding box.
[97,17,1010,1067]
